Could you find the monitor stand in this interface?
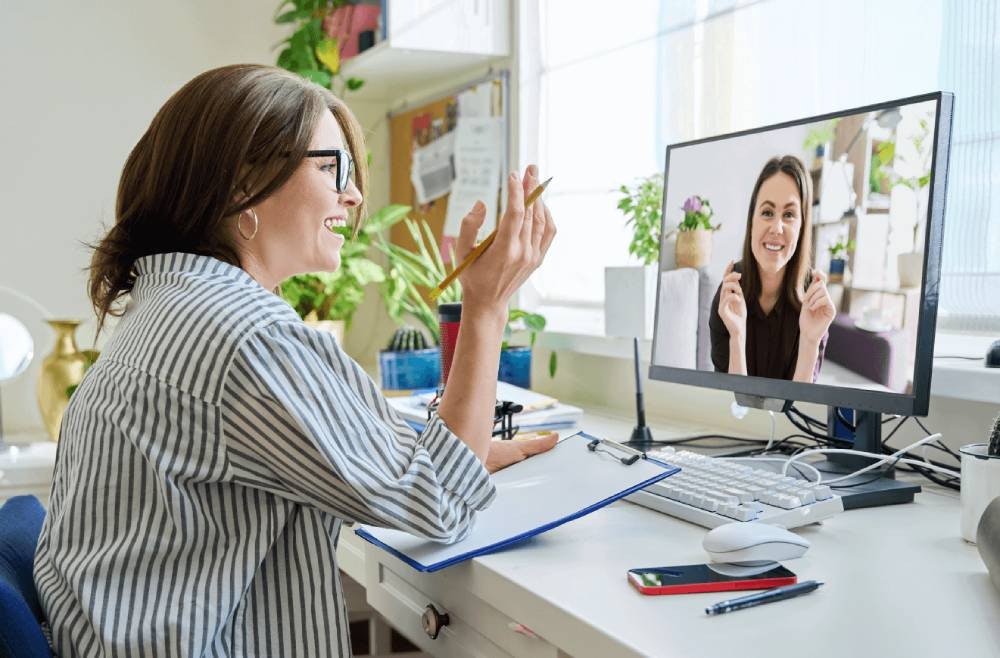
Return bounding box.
[733,395,919,510]
[812,407,920,510]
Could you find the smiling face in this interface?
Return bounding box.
[749,172,803,276]
[240,110,363,288]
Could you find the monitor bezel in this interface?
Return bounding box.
[648,91,954,417]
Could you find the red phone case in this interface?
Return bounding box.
[627,572,797,596]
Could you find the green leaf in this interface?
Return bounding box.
[523,314,546,332]
[364,204,411,233]
[877,140,895,165]
[549,351,558,378]
[276,8,310,23]
[346,258,385,285]
[346,77,365,91]
[300,68,332,87]
[315,38,340,74]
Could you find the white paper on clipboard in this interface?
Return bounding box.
[355,432,679,572]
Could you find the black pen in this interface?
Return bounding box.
[705,580,823,616]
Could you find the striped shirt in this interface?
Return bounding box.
[34,252,495,657]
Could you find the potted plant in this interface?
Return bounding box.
[674,194,721,269]
[377,216,456,389]
[274,0,365,95]
[606,174,663,339]
[379,325,440,390]
[501,309,556,389]
[887,115,933,288]
[803,118,840,170]
[827,238,855,283]
[281,204,409,344]
[379,218,555,389]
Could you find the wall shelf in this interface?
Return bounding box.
[339,0,510,103]
[341,42,506,103]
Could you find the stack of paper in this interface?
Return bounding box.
[386,381,583,432]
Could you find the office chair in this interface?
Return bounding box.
[0,495,50,658]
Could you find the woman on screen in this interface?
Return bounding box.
[709,155,835,382]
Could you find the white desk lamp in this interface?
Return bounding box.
[0,313,34,448]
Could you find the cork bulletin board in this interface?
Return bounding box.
[387,71,509,260]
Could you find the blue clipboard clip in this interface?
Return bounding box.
[586,437,645,466]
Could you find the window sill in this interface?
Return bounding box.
[535,306,998,405]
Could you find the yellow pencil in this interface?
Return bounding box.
[429,177,552,301]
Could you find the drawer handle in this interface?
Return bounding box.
[421,603,450,640]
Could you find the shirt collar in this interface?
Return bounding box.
[133,252,260,288]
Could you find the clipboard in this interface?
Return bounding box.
[355,432,679,572]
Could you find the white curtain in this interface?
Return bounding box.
[936,0,1000,332]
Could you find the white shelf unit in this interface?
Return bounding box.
[341,0,510,102]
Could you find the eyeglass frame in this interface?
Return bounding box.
[303,149,355,193]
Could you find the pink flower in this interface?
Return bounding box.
[682,196,702,213]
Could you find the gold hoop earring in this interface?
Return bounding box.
[237,208,259,240]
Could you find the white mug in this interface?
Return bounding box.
[960,443,1000,543]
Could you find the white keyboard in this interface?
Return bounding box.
[626,447,844,529]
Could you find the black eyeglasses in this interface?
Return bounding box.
[304,149,354,193]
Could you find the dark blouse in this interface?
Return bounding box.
[709,261,828,382]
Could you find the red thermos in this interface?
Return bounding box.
[438,302,462,385]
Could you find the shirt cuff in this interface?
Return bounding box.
[419,414,496,511]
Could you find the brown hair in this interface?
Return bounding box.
[739,155,813,312]
[89,64,368,333]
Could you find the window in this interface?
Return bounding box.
[520,0,999,333]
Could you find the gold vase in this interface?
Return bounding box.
[36,319,93,441]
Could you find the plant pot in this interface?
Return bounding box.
[897,252,923,288]
[305,319,346,345]
[604,265,658,339]
[829,258,846,283]
[37,319,94,441]
[379,348,441,390]
[675,229,713,269]
[499,346,532,389]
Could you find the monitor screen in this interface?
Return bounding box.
[649,92,953,417]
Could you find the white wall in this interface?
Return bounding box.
[661,123,810,283]
[0,0,287,432]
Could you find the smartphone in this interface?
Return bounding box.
[627,563,797,595]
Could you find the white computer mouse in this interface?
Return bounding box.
[702,522,810,565]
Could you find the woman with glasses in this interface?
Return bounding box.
[34,64,557,657]
[709,155,834,383]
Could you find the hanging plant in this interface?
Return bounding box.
[274,0,365,93]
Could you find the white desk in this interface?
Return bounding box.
[340,410,1000,658]
[6,416,996,657]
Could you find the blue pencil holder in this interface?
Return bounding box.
[498,346,532,389]
[379,348,441,390]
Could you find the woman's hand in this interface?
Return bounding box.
[435,165,556,464]
[454,165,556,314]
[485,433,559,473]
[799,271,835,345]
[718,261,748,339]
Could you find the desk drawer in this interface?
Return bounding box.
[364,549,560,658]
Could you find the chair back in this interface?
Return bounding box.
[0,495,50,658]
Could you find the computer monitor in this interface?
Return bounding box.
[649,91,953,509]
